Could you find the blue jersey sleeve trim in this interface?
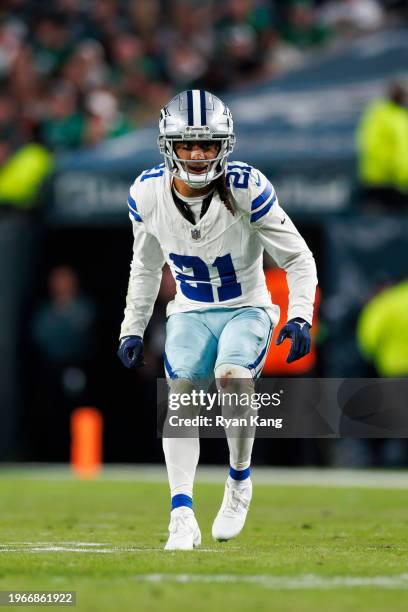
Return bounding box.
[251,181,273,211]
[128,206,142,222]
[128,192,143,221]
[128,193,138,211]
[250,195,276,222]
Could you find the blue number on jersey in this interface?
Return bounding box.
[169,253,242,302]
[226,164,252,189]
[169,254,213,302]
[140,163,165,182]
[213,254,242,300]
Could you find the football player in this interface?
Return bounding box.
[118,90,318,550]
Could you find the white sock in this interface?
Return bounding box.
[162,436,200,499]
[228,440,254,473]
[163,378,200,501]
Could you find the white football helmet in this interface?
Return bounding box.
[158,90,236,189]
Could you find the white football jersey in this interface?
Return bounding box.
[120,161,317,338]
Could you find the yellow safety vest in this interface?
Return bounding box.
[0,144,54,209]
[357,280,408,376]
[356,100,408,192]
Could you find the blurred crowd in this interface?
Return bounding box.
[0,0,405,158]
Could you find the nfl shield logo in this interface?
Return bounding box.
[191,228,201,240]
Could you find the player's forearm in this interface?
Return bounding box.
[284,250,318,325]
[120,265,162,338]
[257,211,318,324]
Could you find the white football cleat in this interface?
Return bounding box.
[212,477,252,541]
[164,507,201,551]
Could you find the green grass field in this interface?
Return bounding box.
[0,467,408,611]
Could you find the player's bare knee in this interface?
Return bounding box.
[214,363,253,392]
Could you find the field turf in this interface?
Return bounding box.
[0,468,408,611]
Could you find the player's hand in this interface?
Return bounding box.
[117,335,145,368]
[276,318,311,363]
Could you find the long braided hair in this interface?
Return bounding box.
[214,173,235,216]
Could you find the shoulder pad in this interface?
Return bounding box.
[127,163,165,223]
[227,162,277,222]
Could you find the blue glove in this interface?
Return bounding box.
[276,317,311,364]
[117,335,145,369]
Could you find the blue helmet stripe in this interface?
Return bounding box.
[186,90,194,125]
[200,89,206,125]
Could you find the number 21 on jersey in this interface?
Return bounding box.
[169,253,242,303]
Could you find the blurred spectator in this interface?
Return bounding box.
[166,40,208,86]
[31,266,97,370]
[161,1,214,87]
[54,0,91,43]
[108,32,167,119]
[8,38,38,104]
[62,39,109,94]
[128,0,161,41]
[130,80,173,126]
[215,0,275,86]
[29,266,98,459]
[318,0,385,36]
[263,31,304,77]
[87,0,125,43]
[281,0,332,49]
[0,19,25,79]
[31,14,72,78]
[84,88,131,146]
[356,78,408,210]
[39,82,85,151]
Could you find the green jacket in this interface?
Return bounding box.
[356,99,408,192]
[357,280,408,376]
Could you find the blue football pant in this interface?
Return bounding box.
[164,307,273,381]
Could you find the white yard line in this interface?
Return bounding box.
[0,543,221,554]
[1,464,408,489]
[135,573,408,589]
